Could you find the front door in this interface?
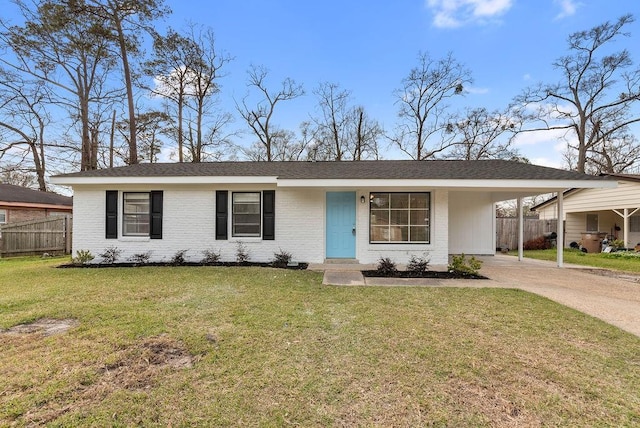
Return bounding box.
[326,192,356,258]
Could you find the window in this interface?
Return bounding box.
[370,192,430,243]
[586,213,599,232]
[0,209,6,224]
[630,215,640,233]
[123,193,150,236]
[232,192,261,237]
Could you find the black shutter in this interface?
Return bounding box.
[262,190,275,240]
[150,191,163,239]
[215,191,228,240]
[105,191,118,239]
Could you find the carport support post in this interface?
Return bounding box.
[557,191,564,268]
[517,197,524,261]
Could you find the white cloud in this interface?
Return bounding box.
[554,0,581,20]
[426,0,513,28]
[522,73,531,81]
[466,86,490,94]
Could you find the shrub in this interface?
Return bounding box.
[448,254,482,276]
[170,249,188,265]
[524,236,552,250]
[129,252,151,265]
[272,248,293,268]
[72,249,94,265]
[407,254,430,274]
[611,239,625,249]
[98,246,121,264]
[201,249,221,265]
[235,242,249,264]
[376,257,397,276]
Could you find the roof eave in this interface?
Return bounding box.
[50,176,279,185]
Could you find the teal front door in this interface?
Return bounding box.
[326,192,356,258]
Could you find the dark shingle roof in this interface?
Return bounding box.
[0,184,73,206]
[53,160,609,181]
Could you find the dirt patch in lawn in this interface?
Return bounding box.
[96,335,195,390]
[1,318,79,336]
[22,335,195,425]
[445,378,542,426]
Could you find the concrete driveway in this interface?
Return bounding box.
[317,255,640,338]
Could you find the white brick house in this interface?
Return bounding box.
[51,160,614,266]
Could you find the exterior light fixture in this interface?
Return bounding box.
[360,195,366,204]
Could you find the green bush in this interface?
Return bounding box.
[98,246,121,264]
[272,248,293,268]
[448,254,482,275]
[170,249,188,265]
[376,257,397,276]
[72,249,94,265]
[407,254,430,274]
[201,249,221,264]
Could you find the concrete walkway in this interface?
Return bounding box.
[314,255,640,338]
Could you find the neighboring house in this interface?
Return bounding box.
[51,160,614,266]
[532,173,640,249]
[0,184,73,225]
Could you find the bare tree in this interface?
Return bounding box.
[82,0,170,166]
[513,15,640,173]
[0,0,119,171]
[312,82,351,160]
[350,105,383,160]
[391,52,472,160]
[445,107,521,160]
[0,71,49,190]
[309,82,382,161]
[144,28,197,162]
[237,65,304,161]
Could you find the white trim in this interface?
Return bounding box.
[51,176,279,185]
[51,175,617,191]
[277,178,615,190]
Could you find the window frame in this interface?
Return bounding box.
[586,213,599,232]
[369,192,431,244]
[0,209,6,224]
[232,191,262,238]
[122,192,151,237]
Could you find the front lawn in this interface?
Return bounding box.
[512,248,640,272]
[1,257,639,426]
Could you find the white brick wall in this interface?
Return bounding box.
[72,184,326,264]
[355,189,449,267]
[71,185,463,266]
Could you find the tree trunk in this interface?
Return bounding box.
[109,110,116,168]
[111,6,137,165]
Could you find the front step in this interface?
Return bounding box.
[324,258,359,264]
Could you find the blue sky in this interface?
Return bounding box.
[4,0,639,168]
[162,0,639,167]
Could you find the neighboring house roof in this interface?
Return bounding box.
[531,173,640,212]
[0,184,73,209]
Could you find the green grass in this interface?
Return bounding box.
[512,248,640,272]
[1,257,639,426]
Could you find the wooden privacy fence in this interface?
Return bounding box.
[496,217,558,250]
[0,216,72,257]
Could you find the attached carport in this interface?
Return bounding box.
[447,176,616,267]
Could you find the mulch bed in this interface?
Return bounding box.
[58,262,308,269]
[362,270,488,279]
